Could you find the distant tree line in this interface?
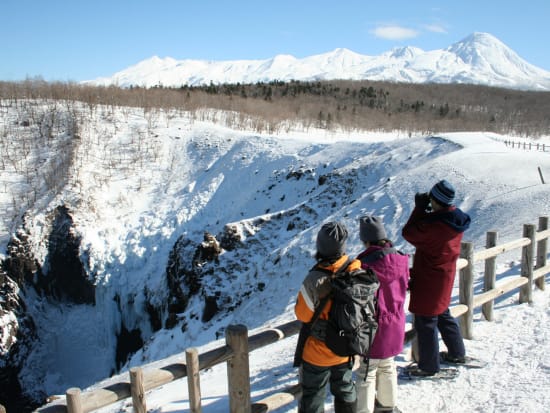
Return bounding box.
[1,77,549,136]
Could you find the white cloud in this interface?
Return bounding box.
[423,24,448,34]
[371,25,419,40]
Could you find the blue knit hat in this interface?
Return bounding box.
[430,179,455,206]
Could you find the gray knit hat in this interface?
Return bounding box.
[316,222,348,258]
[359,215,387,243]
[430,179,455,206]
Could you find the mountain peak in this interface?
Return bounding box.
[448,32,508,55]
[270,54,297,63]
[385,46,424,59]
[85,33,550,91]
[445,32,545,84]
[330,47,358,56]
[464,32,502,44]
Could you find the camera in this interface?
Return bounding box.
[415,192,432,211]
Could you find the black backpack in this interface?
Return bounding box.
[323,261,380,357]
[293,258,380,367]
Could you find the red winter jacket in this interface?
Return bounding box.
[402,205,471,316]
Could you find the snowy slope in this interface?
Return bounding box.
[91,287,550,413]
[86,33,550,91]
[89,128,550,413]
[1,102,550,412]
[91,128,550,412]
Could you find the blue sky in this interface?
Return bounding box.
[3,0,550,82]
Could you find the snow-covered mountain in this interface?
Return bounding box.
[86,33,550,91]
[1,99,550,412]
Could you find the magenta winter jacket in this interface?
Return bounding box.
[357,243,410,359]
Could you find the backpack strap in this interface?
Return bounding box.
[310,294,330,324]
[308,257,352,326]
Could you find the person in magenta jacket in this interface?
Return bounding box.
[355,216,409,413]
[401,179,471,376]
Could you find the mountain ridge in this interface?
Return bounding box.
[86,32,550,91]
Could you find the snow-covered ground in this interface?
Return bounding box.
[3,104,549,412]
[91,124,550,412]
[99,286,549,413]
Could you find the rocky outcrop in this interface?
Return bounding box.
[166,234,209,327]
[1,221,45,411]
[165,230,231,328]
[0,270,39,412]
[219,224,243,251]
[3,206,94,304]
[42,206,95,304]
[0,206,96,410]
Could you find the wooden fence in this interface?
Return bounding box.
[503,140,549,152]
[35,217,550,413]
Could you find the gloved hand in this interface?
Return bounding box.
[414,192,430,210]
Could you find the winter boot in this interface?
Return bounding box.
[440,351,466,364]
[374,399,403,412]
[334,398,357,413]
[405,365,436,377]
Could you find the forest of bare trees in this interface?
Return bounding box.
[1,77,550,136]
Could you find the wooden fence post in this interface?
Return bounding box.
[482,231,498,321]
[459,242,474,339]
[226,324,251,413]
[186,347,202,413]
[536,217,548,290]
[519,224,536,303]
[66,388,83,413]
[538,167,546,184]
[130,367,146,413]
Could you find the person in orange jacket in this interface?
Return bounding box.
[294,221,361,413]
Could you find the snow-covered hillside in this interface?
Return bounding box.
[86,33,550,91]
[1,101,550,412]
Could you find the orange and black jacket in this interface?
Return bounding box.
[294,255,362,367]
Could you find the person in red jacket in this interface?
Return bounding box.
[294,222,360,413]
[401,179,471,376]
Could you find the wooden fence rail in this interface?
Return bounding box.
[35,217,550,413]
[503,140,548,152]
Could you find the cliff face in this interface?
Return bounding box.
[0,204,248,411]
[0,205,149,409]
[0,102,388,409]
[0,266,37,412]
[0,206,96,410]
